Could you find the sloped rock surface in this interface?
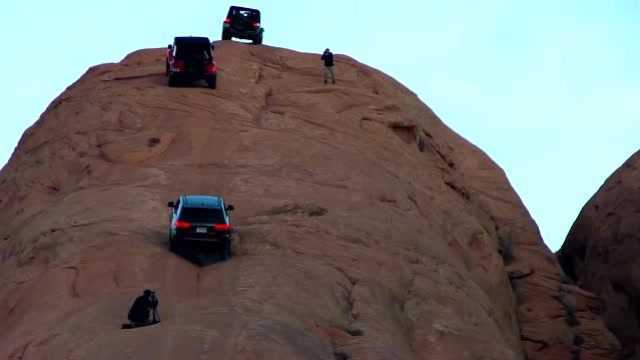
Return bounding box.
[0,41,617,359]
[560,151,640,359]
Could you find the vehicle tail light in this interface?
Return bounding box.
[253,22,260,28]
[173,60,185,72]
[224,17,231,24]
[205,63,217,73]
[176,220,191,229]
[214,224,231,231]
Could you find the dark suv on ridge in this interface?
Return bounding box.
[167,195,234,259]
[222,6,263,45]
[166,36,217,88]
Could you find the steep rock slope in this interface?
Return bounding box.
[560,150,640,359]
[0,41,617,359]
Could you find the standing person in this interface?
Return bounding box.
[321,48,336,85]
[125,289,159,328]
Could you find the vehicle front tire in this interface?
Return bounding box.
[206,74,217,89]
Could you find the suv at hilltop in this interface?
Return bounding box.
[166,36,217,89]
[222,6,263,45]
[167,195,234,259]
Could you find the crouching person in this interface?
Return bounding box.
[123,289,159,329]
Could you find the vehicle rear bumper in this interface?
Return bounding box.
[227,28,261,38]
[170,71,216,81]
[174,230,230,243]
[181,236,228,242]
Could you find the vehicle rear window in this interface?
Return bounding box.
[180,207,225,223]
[175,44,212,61]
[231,9,260,22]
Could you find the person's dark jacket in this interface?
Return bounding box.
[128,294,157,323]
[321,51,334,67]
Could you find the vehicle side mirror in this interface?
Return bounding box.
[167,201,175,208]
[226,204,235,211]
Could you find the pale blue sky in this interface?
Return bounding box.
[1,1,638,251]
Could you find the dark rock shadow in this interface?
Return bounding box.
[147,228,231,267]
[168,78,213,89]
[172,242,228,267]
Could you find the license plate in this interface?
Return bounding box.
[196,227,207,233]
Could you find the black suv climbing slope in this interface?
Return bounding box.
[167,195,234,259]
[166,36,217,88]
[222,6,263,45]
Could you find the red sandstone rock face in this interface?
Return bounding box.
[560,151,640,359]
[0,41,617,359]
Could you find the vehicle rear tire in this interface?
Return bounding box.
[220,238,231,260]
[206,74,217,89]
[169,236,178,253]
[168,74,178,87]
[222,29,231,41]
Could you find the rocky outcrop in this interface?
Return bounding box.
[0,41,617,359]
[560,150,640,359]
